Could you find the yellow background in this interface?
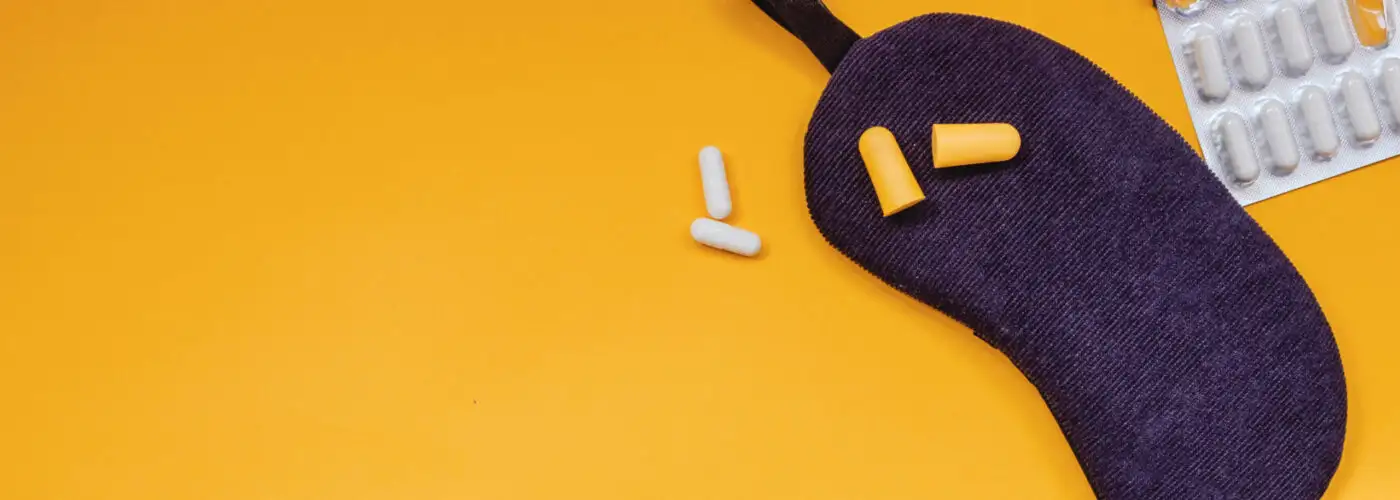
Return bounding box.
[1,0,1396,498]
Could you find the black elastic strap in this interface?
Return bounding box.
[750,0,861,74]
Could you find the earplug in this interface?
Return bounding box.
[858,127,926,216]
[857,124,1022,215]
[932,124,1022,168]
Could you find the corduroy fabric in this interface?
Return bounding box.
[751,0,860,73]
[801,14,1347,499]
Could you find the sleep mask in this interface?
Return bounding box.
[749,1,1347,498]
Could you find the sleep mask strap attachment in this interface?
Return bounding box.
[749,0,861,73]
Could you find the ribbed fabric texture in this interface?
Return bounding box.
[750,0,860,73]
[802,14,1347,499]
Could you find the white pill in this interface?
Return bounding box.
[1382,59,1400,123]
[1191,31,1232,101]
[691,218,761,257]
[1216,113,1261,185]
[1340,73,1382,143]
[1298,86,1341,158]
[1258,101,1301,174]
[1315,0,1355,60]
[698,146,732,220]
[1233,18,1272,88]
[1274,2,1315,75]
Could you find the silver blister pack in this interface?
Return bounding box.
[1158,0,1400,205]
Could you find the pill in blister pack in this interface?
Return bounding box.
[1189,28,1233,100]
[1274,2,1316,75]
[1380,58,1400,121]
[1257,99,1301,173]
[1297,85,1343,158]
[1164,0,1208,17]
[1158,0,1400,205]
[1215,112,1263,184]
[1350,0,1392,48]
[1338,71,1383,143]
[1230,15,1274,88]
[1316,0,1357,62]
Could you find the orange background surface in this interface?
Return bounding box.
[2,1,1397,498]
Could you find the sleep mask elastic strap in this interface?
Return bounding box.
[750,0,861,73]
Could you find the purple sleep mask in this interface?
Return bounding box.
[751,1,1346,498]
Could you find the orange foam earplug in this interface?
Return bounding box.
[931,123,1022,169]
[858,127,925,217]
[1350,0,1391,48]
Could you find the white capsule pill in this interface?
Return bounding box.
[1258,101,1301,174]
[1233,18,1272,88]
[1298,86,1341,158]
[1274,2,1315,75]
[1216,113,1261,185]
[1315,0,1355,61]
[691,218,761,257]
[1339,73,1383,143]
[1191,31,1232,101]
[698,146,732,220]
[1381,59,1400,124]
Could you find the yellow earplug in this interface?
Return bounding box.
[1350,0,1391,48]
[931,123,1022,169]
[858,127,926,217]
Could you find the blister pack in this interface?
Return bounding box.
[1158,0,1400,205]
